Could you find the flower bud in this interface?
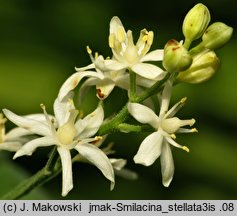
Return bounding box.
[163,39,193,73]
[177,50,220,84]
[201,22,233,50]
[182,3,211,42]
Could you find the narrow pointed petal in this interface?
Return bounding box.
[3,109,51,136]
[53,92,75,127]
[159,80,173,116]
[58,71,103,101]
[110,16,126,37]
[5,127,34,140]
[110,158,127,171]
[75,63,95,71]
[114,73,130,90]
[104,60,127,71]
[134,132,163,166]
[13,136,56,159]
[75,143,115,190]
[75,105,104,139]
[128,103,159,128]
[57,146,73,197]
[160,141,174,187]
[140,49,164,62]
[132,63,164,79]
[96,78,115,100]
[0,141,22,152]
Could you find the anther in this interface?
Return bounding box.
[182,146,190,152]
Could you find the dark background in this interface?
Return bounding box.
[0,0,236,199]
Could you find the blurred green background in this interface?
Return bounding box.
[0,0,236,199]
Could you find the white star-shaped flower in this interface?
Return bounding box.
[105,16,166,80]
[3,95,114,196]
[128,80,197,187]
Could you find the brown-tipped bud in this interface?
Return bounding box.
[182,3,211,42]
[202,22,233,50]
[163,39,193,73]
[177,50,220,84]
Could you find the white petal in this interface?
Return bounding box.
[53,93,75,126]
[140,49,164,62]
[0,141,22,152]
[136,76,156,88]
[110,158,127,171]
[132,63,164,79]
[75,143,115,190]
[128,103,159,128]
[104,60,127,71]
[159,79,173,116]
[133,132,163,166]
[75,105,104,139]
[5,127,33,140]
[110,16,125,36]
[58,71,103,101]
[13,136,56,159]
[96,78,115,100]
[114,73,130,90]
[75,63,95,71]
[3,109,51,136]
[57,146,73,197]
[160,141,174,187]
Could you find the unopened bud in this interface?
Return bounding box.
[177,50,220,83]
[201,22,233,50]
[182,3,211,42]
[163,39,192,73]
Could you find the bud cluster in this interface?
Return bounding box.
[163,3,233,83]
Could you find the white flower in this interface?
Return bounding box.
[105,16,166,80]
[0,113,27,152]
[3,95,114,197]
[58,49,129,101]
[128,80,197,187]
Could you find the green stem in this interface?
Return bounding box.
[117,123,154,133]
[183,38,192,50]
[1,147,60,200]
[98,72,170,136]
[129,70,137,102]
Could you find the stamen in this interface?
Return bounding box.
[164,97,187,118]
[182,146,190,152]
[192,128,198,132]
[86,46,92,54]
[171,134,176,139]
[109,34,115,48]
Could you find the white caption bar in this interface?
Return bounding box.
[0,200,236,216]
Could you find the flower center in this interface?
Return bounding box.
[56,110,78,145]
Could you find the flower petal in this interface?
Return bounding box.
[75,143,115,190]
[128,103,159,128]
[104,59,127,71]
[0,141,22,152]
[13,136,56,159]
[96,78,115,100]
[57,146,73,197]
[58,71,103,101]
[5,127,34,140]
[75,105,104,139]
[109,16,126,37]
[160,141,174,187]
[133,132,163,166]
[3,109,51,136]
[140,49,164,62]
[75,63,95,71]
[53,93,75,126]
[159,79,173,116]
[131,63,164,79]
[109,158,127,171]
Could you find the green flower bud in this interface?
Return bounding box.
[163,39,193,73]
[201,22,233,50]
[177,50,220,84]
[182,3,211,42]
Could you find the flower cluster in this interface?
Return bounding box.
[1,3,232,198]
